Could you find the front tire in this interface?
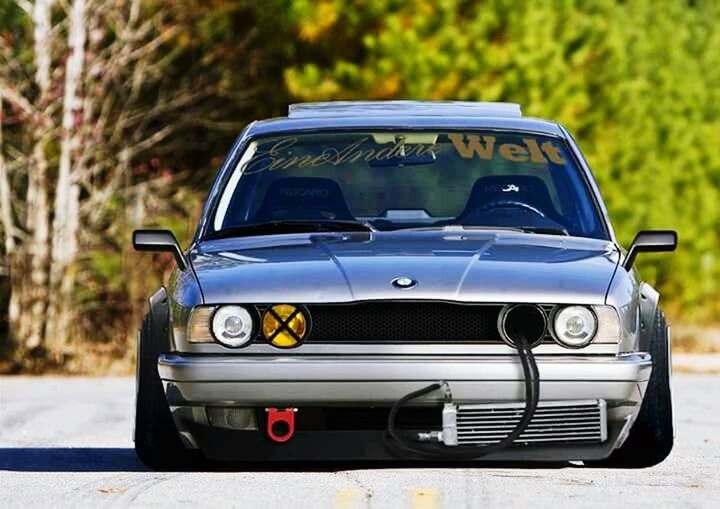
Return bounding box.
[135,313,199,470]
[592,309,674,468]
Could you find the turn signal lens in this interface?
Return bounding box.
[262,304,307,348]
[188,306,214,343]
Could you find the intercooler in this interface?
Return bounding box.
[438,399,608,446]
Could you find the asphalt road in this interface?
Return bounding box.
[0,375,718,508]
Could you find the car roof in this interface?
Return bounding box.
[246,101,565,138]
[288,101,524,118]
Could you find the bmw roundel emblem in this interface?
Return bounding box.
[392,276,417,289]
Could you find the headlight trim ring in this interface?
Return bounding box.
[550,305,598,349]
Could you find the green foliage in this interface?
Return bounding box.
[283,0,720,321]
[3,0,719,371]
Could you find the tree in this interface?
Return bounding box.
[0,0,215,365]
[3,0,718,370]
[1,0,293,369]
[283,0,720,321]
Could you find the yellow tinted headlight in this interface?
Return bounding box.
[262,304,307,348]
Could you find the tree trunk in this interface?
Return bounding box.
[46,0,87,352]
[0,94,16,256]
[32,0,54,93]
[10,0,55,357]
[1,93,20,356]
[21,141,51,352]
[3,91,21,343]
[127,182,148,339]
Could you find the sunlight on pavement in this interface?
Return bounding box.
[409,488,440,509]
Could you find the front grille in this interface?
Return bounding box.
[304,302,504,343]
[456,400,607,445]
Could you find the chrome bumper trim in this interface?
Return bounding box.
[159,353,650,383]
[158,353,651,406]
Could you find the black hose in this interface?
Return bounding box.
[386,337,540,459]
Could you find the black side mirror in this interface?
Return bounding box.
[623,230,677,270]
[133,229,187,271]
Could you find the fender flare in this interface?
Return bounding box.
[146,287,172,353]
[638,282,661,352]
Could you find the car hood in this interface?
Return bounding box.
[191,230,620,305]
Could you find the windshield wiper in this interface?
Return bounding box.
[394,224,568,236]
[384,225,522,233]
[459,225,568,236]
[203,220,374,240]
[515,226,568,236]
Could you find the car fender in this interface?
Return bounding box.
[638,282,661,351]
[146,286,172,354]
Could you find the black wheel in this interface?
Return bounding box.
[591,309,674,468]
[134,312,200,470]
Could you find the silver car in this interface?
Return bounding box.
[133,101,677,469]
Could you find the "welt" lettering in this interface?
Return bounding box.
[447,134,566,165]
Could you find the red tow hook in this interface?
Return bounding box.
[265,407,297,443]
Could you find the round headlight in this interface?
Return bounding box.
[262,304,308,348]
[211,306,254,347]
[553,306,597,347]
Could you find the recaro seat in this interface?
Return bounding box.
[457,175,561,223]
[252,177,355,222]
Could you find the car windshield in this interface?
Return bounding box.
[208,130,607,239]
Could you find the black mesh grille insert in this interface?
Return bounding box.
[302,302,503,343]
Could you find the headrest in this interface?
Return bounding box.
[252,177,354,222]
[459,175,559,219]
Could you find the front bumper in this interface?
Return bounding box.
[158,353,651,461]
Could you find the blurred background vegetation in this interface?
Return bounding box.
[0,0,718,373]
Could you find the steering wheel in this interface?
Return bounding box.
[269,208,343,221]
[474,200,546,218]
